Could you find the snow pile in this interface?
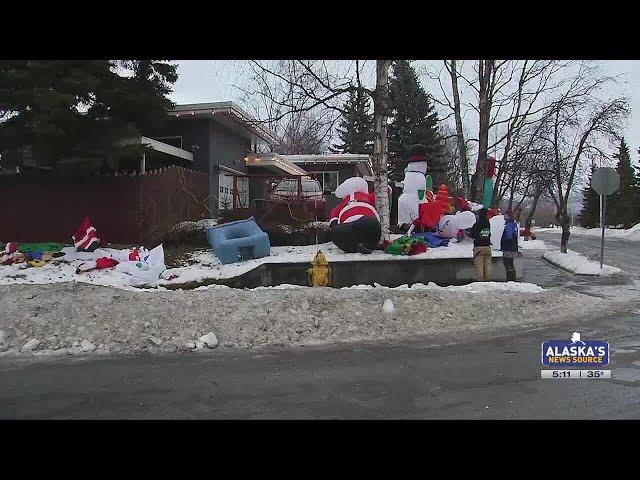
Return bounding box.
[169,218,218,233]
[342,281,544,294]
[554,224,640,241]
[543,250,623,276]
[0,281,612,356]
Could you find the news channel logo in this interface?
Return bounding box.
[541,332,609,368]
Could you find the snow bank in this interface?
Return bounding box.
[538,224,640,241]
[0,281,608,356]
[543,250,623,276]
[169,218,218,233]
[342,281,543,293]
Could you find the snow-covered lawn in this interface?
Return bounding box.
[160,239,503,286]
[542,249,623,276]
[536,224,640,241]
[0,238,503,290]
[568,224,640,241]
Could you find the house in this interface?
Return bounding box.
[4,100,374,216]
[144,102,277,213]
[149,105,374,214]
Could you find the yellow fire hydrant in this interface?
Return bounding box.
[308,250,331,287]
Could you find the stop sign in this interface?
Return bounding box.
[591,167,620,196]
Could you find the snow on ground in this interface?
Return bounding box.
[2,237,544,291]
[543,249,623,276]
[536,224,640,241]
[0,281,614,357]
[341,281,544,293]
[157,239,502,286]
[518,239,548,250]
[567,224,640,241]
[0,256,142,291]
[169,218,218,233]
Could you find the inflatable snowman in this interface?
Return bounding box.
[397,170,427,229]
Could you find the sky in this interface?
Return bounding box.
[169,60,640,158]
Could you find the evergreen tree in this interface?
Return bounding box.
[0,60,177,172]
[387,60,444,183]
[636,148,640,225]
[579,163,600,227]
[609,139,637,228]
[331,87,373,154]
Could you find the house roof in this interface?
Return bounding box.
[280,154,374,176]
[168,102,277,146]
[245,153,309,177]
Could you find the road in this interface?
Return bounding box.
[2,309,639,419]
[1,231,638,419]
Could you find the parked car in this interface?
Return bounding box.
[269,177,327,219]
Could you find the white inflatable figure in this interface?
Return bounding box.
[334,176,369,199]
[397,171,426,227]
[438,215,460,238]
[455,210,477,229]
[406,161,428,175]
[469,202,484,212]
[489,214,505,251]
[115,243,167,285]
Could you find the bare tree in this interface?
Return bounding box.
[538,65,629,252]
[428,60,576,205]
[238,59,395,237]
[372,60,393,239]
[444,60,470,197]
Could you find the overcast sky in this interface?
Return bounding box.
[169,60,640,162]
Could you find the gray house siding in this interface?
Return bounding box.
[209,122,251,213]
[152,118,210,173]
[151,118,252,213]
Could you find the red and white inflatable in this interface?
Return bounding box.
[72,216,103,252]
[329,177,382,254]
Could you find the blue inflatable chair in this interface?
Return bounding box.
[207,217,270,265]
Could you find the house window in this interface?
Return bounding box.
[312,171,339,192]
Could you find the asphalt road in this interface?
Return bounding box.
[2,308,639,419]
[1,231,638,419]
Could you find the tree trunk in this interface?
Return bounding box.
[471,60,494,203]
[373,60,392,241]
[449,60,469,198]
[558,209,570,253]
[524,192,542,241]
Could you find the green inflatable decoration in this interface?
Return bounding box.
[482,178,494,209]
[17,242,64,253]
[425,174,433,192]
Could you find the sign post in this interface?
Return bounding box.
[591,167,620,269]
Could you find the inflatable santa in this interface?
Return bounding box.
[329,177,381,254]
[72,216,105,252]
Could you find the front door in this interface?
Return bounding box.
[219,173,233,210]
